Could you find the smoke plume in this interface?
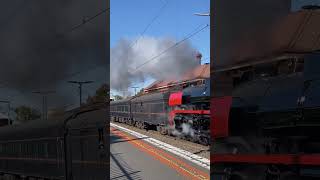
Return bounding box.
[0,0,107,90]
[0,0,108,108]
[111,36,199,91]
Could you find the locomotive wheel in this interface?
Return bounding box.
[141,122,145,129]
[137,122,141,129]
[200,137,209,146]
[137,122,143,129]
[159,126,167,135]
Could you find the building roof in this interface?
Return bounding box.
[144,64,210,92]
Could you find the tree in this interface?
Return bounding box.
[86,83,109,104]
[113,95,123,100]
[136,88,144,96]
[14,106,41,122]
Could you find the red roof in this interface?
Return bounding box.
[144,64,210,92]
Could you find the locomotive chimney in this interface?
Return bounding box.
[195,52,202,65]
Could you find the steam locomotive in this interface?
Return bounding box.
[110,78,210,145]
[211,53,320,179]
[0,102,108,180]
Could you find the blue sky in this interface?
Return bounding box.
[110,0,210,96]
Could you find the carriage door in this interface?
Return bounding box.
[300,53,320,129]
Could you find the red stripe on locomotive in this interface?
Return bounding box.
[211,96,232,139]
[211,154,320,166]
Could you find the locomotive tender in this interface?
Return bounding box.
[110,78,210,145]
[0,102,108,180]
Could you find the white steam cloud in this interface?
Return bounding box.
[110,36,199,92]
[170,123,195,138]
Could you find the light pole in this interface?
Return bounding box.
[131,86,139,96]
[68,81,94,107]
[194,12,210,16]
[0,100,10,125]
[32,91,55,121]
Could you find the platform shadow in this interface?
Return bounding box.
[110,152,142,180]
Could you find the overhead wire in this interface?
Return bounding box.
[0,7,110,103]
[129,0,168,49]
[67,8,110,33]
[112,0,169,94]
[133,23,209,72]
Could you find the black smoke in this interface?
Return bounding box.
[0,0,108,110]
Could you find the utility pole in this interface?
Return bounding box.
[32,91,55,121]
[119,90,128,98]
[0,100,10,125]
[131,86,139,96]
[68,81,94,107]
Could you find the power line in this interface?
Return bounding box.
[130,0,168,48]
[133,24,209,72]
[67,8,110,33]
[0,7,109,92]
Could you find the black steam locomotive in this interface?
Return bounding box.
[0,102,108,180]
[110,78,210,145]
[211,53,320,179]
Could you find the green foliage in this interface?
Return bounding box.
[86,83,109,104]
[136,88,144,96]
[113,95,123,100]
[14,106,41,122]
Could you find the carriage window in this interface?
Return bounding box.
[277,60,294,75]
[254,64,277,78]
[294,58,304,73]
[134,103,138,112]
[156,103,163,113]
[277,58,304,75]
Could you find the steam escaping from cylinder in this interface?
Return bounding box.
[110,36,199,92]
[182,123,195,137]
[170,123,195,138]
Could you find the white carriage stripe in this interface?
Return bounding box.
[110,123,210,170]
